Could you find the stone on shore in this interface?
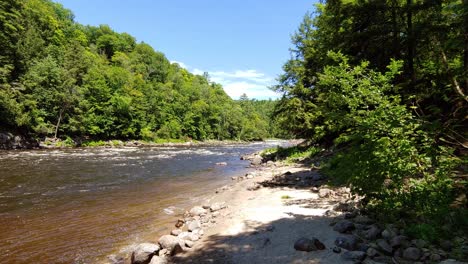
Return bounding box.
[149,256,168,264]
[251,155,263,165]
[333,220,355,233]
[403,247,421,261]
[210,202,226,212]
[131,243,160,264]
[158,235,183,256]
[318,188,333,198]
[189,206,207,216]
[376,239,393,255]
[187,219,201,231]
[335,235,359,251]
[170,229,182,236]
[294,237,326,251]
[342,251,366,262]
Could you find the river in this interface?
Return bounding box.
[0,141,285,263]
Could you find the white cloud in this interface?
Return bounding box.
[170,61,280,100]
[170,60,188,69]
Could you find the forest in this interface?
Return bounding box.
[273,0,467,240]
[0,0,282,143]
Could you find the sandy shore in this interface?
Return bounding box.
[169,161,350,264]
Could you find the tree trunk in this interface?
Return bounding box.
[54,108,64,139]
[464,0,468,93]
[406,0,415,82]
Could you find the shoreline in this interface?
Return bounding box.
[114,152,467,264]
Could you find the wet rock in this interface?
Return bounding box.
[187,219,201,231]
[131,243,160,264]
[170,229,182,236]
[342,251,366,262]
[158,235,183,255]
[294,237,326,251]
[335,235,359,251]
[376,239,393,255]
[333,220,355,233]
[318,188,333,198]
[390,235,409,248]
[189,206,207,216]
[149,256,167,264]
[403,247,421,261]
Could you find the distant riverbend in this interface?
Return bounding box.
[0,140,287,263]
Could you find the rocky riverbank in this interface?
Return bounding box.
[109,152,467,264]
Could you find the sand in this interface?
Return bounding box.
[171,164,350,264]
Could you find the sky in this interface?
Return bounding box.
[55,0,317,100]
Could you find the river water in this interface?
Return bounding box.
[0,141,285,264]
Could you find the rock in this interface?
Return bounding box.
[342,251,366,262]
[411,239,427,249]
[192,228,204,236]
[333,220,355,233]
[149,256,167,264]
[376,239,393,255]
[158,235,183,255]
[344,211,357,219]
[363,225,381,240]
[403,247,421,261]
[311,173,324,181]
[187,219,201,231]
[266,160,275,167]
[440,259,466,264]
[367,247,379,257]
[333,202,352,212]
[175,219,184,228]
[390,235,409,248]
[178,232,199,242]
[158,248,168,256]
[354,215,374,225]
[189,206,207,216]
[185,240,195,248]
[335,235,359,251]
[332,246,342,253]
[440,240,453,251]
[381,228,397,240]
[294,237,326,251]
[210,202,226,212]
[358,243,370,252]
[131,243,160,264]
[318,188,333,198]
[170,229,182,236]
[251,155,263,165]
[311,187,319,193]
[247,183,261,191]
[246,174,254,179]
[108,254,126,264]
[215,162,227,166]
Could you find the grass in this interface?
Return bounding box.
[261,145,321,164]
[281,195,292,199]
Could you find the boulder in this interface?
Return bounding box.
[189,206,207,216]
[175,219,184,228]
[178,231,199,242]
[185,240,195,248]
[366,247,379,257]
[390,235,409,248]
[363,225,381,240]
[342,251,366,262]
[187,220,201,231]
[381,228,397,240]
[149,256,167,264]
[293,237,326,251]
[131,243,160,264]
[335,235,359,251]
[333,220,355,233]
[318,188,333,198]
[354,215,374,225]
[251,155,263,165]
[158,235,183,255]
[411,239,427,249]
[403,247,421,261]
[376,239,393,255]
[170,229,182,236]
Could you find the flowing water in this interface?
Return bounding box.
[0,141,286,264]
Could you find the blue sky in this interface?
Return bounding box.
[55,0,316,99]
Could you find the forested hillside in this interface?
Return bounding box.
[0,0,280,142]
[274,0,467,238]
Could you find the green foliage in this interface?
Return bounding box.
[261,145,320,164]
[0,0,286,141]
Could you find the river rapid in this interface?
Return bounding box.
[0,141,286,263]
